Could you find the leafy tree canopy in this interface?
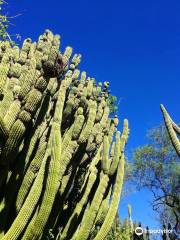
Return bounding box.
[0,0,20,45]
[132,124,180,227]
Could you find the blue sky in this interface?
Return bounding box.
[8,0,179,232]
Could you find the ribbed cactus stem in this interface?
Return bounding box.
[92,186,112,232]
[0,115,8,138]
[61,166,98,240]
[102,135,110,173]
[78,100,97,143]
[109,131,121,176]
[74,172,109,240]
[22,207,39,240]
[1,149,48,240]
[3,100,21,131]
[16,142,47,212]
[30,122,61,239]
[94,153,125,240]
[160,104,180,156]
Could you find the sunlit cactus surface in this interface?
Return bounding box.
[0,30,129,240]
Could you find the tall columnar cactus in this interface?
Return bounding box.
[0,30,129,240]
[128,204,133,234]
[160,104,180,156]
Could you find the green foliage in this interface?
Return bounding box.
[132,124,180,227]
[0,0,19,46]
[107,95,118,115]
[0,1,12,43]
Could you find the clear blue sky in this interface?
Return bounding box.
[9,0,179,232]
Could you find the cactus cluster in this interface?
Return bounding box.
[160,104,180,156]
[0,30,129,240]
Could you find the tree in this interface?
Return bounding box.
[160,104,180,157]
[0,0,20,45]
[132,124,180,228]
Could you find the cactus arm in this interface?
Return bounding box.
[15,142,47,212]
[61,166,98,240]
[59,140,78,181]
[22,207,39,240]
[30,123,62,240]
[3,100,21,131]
[160,104,180,156]
[74,172,109,240]
[0,114,8,138]
[94,153,125,240]
[1,119,26,165]
[1,149,48,240]
[102,135,110,174]
[0,53,11,94]
[171,121,180,134]
[72,108,85,140]
[90,186,112,238]
[109,120,128,176]
[60,147,102,239]
[109,131,121,176]
[99,106,110,129]
[78,100,97,143]
[86,78,94,98]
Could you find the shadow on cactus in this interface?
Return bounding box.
[0,30,129,240]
